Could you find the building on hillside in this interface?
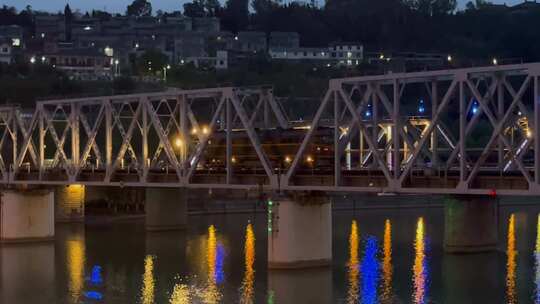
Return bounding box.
[0,25,24,48]
[328,42,364,65]
[234,32,267,52]
[174,32,207,63]
[192,17,220,32]
[43,48,113,80]
[0,39,15,64]
[269,32,300,50]
[35,15,66,40]
[269,47,329,61]
[183,50,228,70]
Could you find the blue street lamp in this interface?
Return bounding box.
[418,99,425,114]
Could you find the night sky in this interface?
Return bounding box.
[0,0,525,14]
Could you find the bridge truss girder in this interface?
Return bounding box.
[2,63,540,196]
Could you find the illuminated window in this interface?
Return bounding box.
[11,38,20,47]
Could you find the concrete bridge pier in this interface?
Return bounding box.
[55,185,85,222]
[145,188,187,232]
[268,192,332,269]
[444,195,498,253]
[0,188,55,243]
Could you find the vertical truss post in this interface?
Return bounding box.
[226,97,232,184]
[142,97,149,180]
[535,73,540,184]
[334,89,341,186]
[12,110,17,175]
[70,102,80,180]
[372,84,379,168]
[497,75,504,170]
[179,94,187,177]
[459,76,467,186]
[264,94,270,129]
[38,104,44,178]
[393,79,400,183]
[105,98,112,181]
[431,80,438,168]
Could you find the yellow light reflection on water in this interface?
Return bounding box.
[506,214,517,304]
[141,255,156,304]
[202,225,221,304]
[67,239,85,302]
[347,220,359,304]
[170,283,190,304]
[240,223,255,304]
[381,219,393,302]
[412,217,426,304]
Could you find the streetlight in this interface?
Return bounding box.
[447,55,452,62]
[114,59,120,76]
[492,58,498,65]
[163,64,171,82]
[30,56,36,64]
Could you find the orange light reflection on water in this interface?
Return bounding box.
[506,214,517,304]
[240,223,255,304]
[346,220,359,304]
[381,219,393,302]
[412,217,427,304]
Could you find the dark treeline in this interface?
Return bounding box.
[2,0,540,61]
[185,0,540,61]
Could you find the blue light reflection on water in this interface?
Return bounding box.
[360,236,380,304]
[216,242,225,284]
[90,265,103,285]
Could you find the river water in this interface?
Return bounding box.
[1,203,540,303]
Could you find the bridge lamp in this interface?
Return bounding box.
[41,56,46,63]
[471,100,479,115]
[527,129,533,138]
[418,99,425,114]
[231,156,237,164]
[191,127,198,135]
[284,156,292,164]
[30,56,36,64]
[306,155,314,164]
[492,58,498,65]
[174,138,183,148]
[447,55,452,62]
[202,126,209,135]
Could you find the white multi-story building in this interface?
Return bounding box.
[269,42,364,66]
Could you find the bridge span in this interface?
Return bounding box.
[0,63,539,195]
[2,63,540,267]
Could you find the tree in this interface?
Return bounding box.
[183,0,206,17]
[222,0,249,32]
[183,0,221,17]
[64,4,73,41]
[136,49,169,75]
[126,0,152,17]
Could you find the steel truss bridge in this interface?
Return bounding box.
[2,63,540,195]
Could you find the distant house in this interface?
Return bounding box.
[35,15,66,40]
[44,48,113,80]
[0,39,14,64]
[269,47,329,61]
[0,25,24,48]
[235,32,267,52]
[328,42,364,65]
[192,17,220,32]
[269,32,300,50]
[174,32,207,61]
[269,42,364,67]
